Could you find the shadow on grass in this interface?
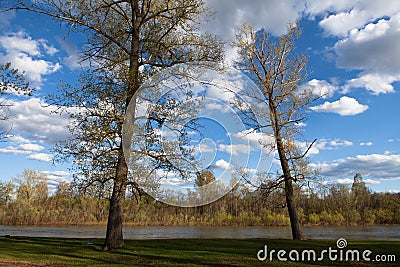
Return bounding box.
[0,237,399,266]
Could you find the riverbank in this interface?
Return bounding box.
[0,236,399,266]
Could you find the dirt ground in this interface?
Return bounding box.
[0,258,64,266]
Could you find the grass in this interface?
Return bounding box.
[0,236,399,266]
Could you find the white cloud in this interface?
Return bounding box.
[333,14,400,94]
[234,129,275,150]
[40,40,58,56]
[323,177,380,185]
[202,0,400,40]
[205,0,305,39]
[4,134,31,144]
[201,0,400,96]
[198,141,216,153]
[319,9,371,37]
[7,98,72,145]
[214,159,231,170]
[0,31,61,87]
[0,141,45,155]
[348,18,391,43]
[304,0,355,16]
[363,179,381,185]
[316,1,400,37]
[0,146,31,155]
[306,79,338,98]
[360,141,373,146]
[27,153,53,162]
[218,143,249,156]
[312,153,400,180]
[0,31,41,56]
[203,0,306,65]
[19,143,45,152]
[310,96,368,116]
[343,73,397,95]
[298,138,353,155]
[337,21,400,70]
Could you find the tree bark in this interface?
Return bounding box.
[271,101,307,240]
[284,177,306,240]
[103,8,140,251]
[277,139,307,240]
[102,145,128,251]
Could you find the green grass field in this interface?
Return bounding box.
[0,236,399,266]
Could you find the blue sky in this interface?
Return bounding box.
[1,0,400,193]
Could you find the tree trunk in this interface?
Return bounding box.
[278,145,306,240]
[284,177,306,240]
[102,14,140,251]
[271,105,306,240]
[102,145,128,251]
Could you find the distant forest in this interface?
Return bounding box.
[0,169,399,226]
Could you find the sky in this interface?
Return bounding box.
[0,0,399,194]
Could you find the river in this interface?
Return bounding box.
[1,225,399,240]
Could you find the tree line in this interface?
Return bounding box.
[0,170,398,226]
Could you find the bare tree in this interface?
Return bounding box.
[2,0,223,250]
[232,22,318,240]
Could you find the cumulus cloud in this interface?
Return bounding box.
[218,143,249,156]
[200,0,400,95]
[27,153,53,162]
[312,153,400,180]
[310,96,368,116]
[335,15,400,74]
[4,134,31,144]
[316,1,400,37]
[298,138,353,155]
[304,0,354,17]
[0,146,31,155]
[214,159,231,170]
[205,0,305,39]
[0,140,45,155]
[0,132,56,162]
[19,143,45,152]
[199,0,400,97]
[7,97,71,145]
[0,31,61,87]
[203,0,306,63]
[319,9,371,37]
[234,129,275,149]
[306,79,339,98]
[343,74,397,95]
[333,14,400,94]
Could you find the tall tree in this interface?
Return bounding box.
[3,0,223,250]
[232,22,318,240]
